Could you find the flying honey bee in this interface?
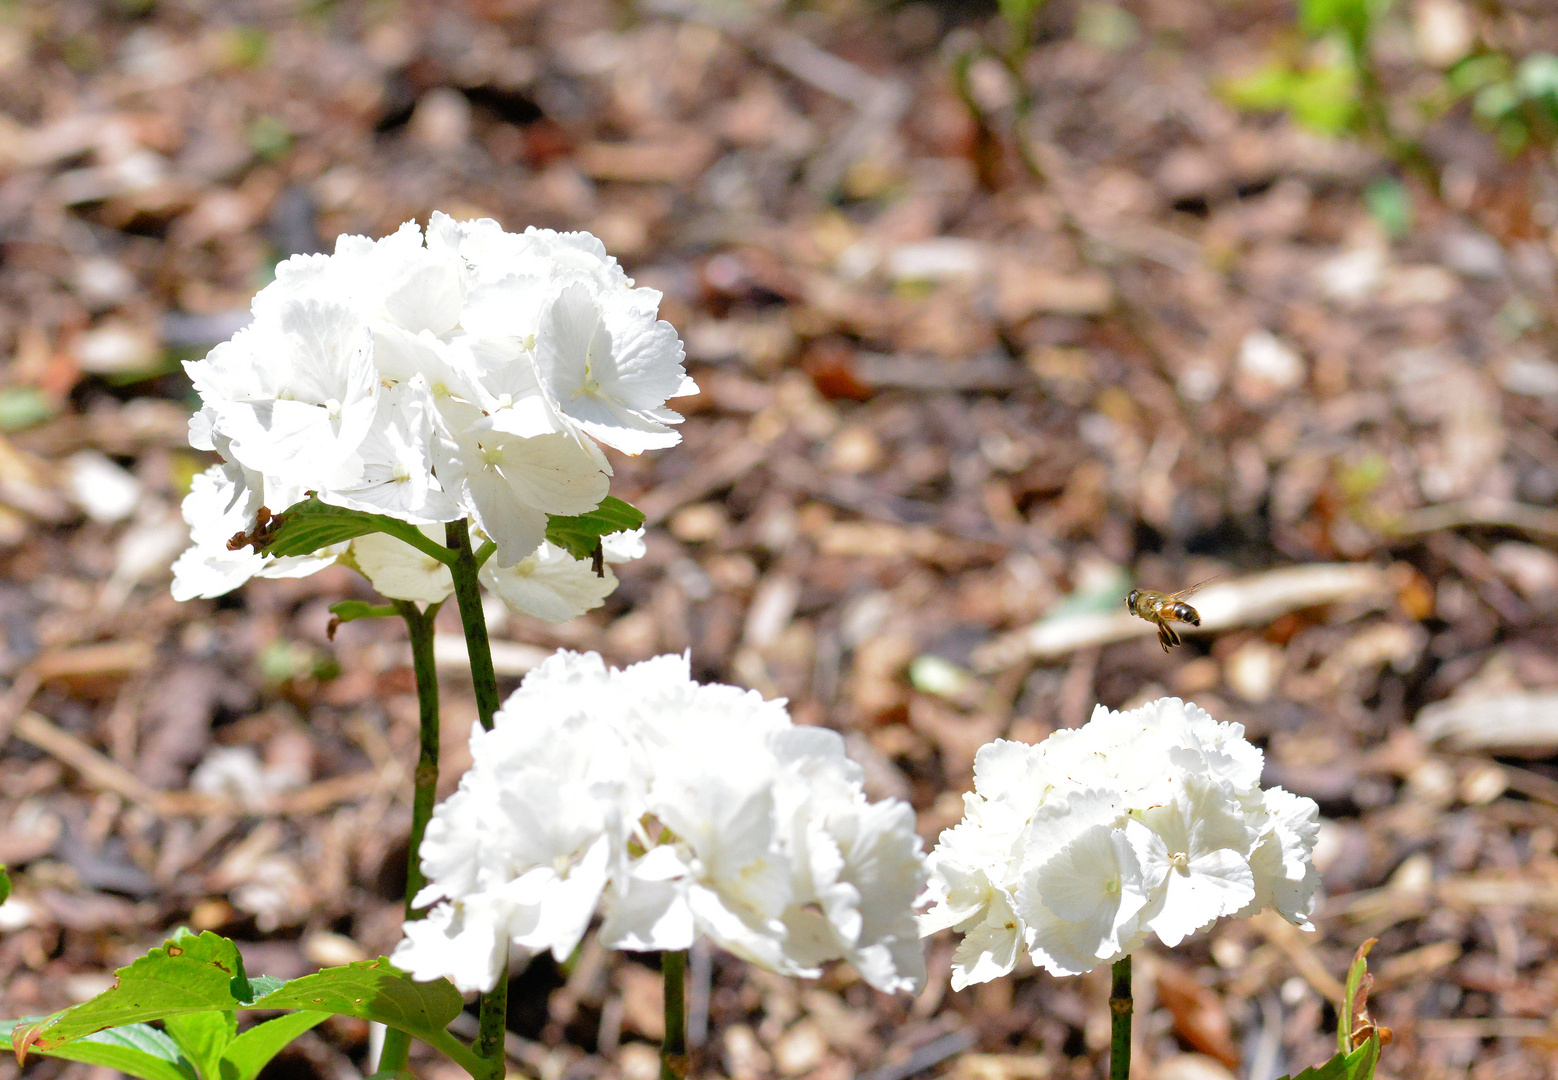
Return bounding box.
[1126,580,1212,652]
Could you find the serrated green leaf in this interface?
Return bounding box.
[1278,1038,1380,1080]
[164,1010,236,1080]
[15,931,260,1053]
[250,960,483,1076]
[1,1020,198,1080]
[249,959,460,1040]
[545,496,646,560]
[219,1011,328,1080]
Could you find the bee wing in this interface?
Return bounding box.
[1165,577,1218,603]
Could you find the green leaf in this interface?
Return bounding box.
[244,976,286,1000]
[1449,54,1512,97]
[1339,938,1375,1052]
[1223,63,1301,110]
[163,1010,236,1080]
[249,959,461,1043]
[1277,1038,1380,1080]
[1286,63,1363,134]
[1474,80,1523,120]
[10,936,481,1080]
[14,930,262,1053]
[326,599,400,641]
[0,1020,198,1080]
[0,865,9,905]
[328,600,398,624]
[254,496,453,569]
[259,498,393,558]
[1221,60,1361,134]
[219,1011,328,1080]
[1298,0,1390,57]
[545,496,646,561]
[249,960,483,1077]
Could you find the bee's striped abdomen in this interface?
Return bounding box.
[1169,602,1200,626]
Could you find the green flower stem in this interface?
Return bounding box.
[375,599,443,1078]
[394,599,443,906]
[445,520,506,1077]
[445,522,500,733]
[1109,955,1132,1080]
[422,1028,489,1080]
[660,950,688,1080]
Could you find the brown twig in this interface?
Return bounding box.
[10,709,398,819]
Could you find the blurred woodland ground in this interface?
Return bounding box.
[2,0,1558,1077]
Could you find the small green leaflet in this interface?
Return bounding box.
[326,600,399,639]
[328,600,397,623]
[0,865,9,905]
[546,496,645,561]
[1276,1038,1380,1080]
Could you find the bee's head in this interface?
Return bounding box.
[1125,589,1138,610]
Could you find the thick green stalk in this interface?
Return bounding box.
[395,599,442,906]
[445,521,507,1076]
[660,950,688,1080]
[445,521,500,732]
[375,600,443,1077]
[1109,955,1132,1080]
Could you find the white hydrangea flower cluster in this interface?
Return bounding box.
[392,651,928,996]
[171,213,694,622]
[919,697,1319,988]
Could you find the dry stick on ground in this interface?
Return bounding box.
[763,30,911,198]
[9,709,400,818]
[1389,498,1558,541]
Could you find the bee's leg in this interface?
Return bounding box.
[1158,624,1178,651]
